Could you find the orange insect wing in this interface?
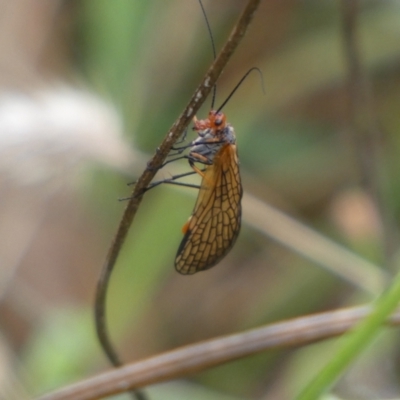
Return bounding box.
[175,143,242,274]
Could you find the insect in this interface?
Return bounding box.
[161,2,261,274]
[142,0,262,274]
[174,109,242,274]
[146,66,262,274]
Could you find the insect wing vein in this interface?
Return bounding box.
[175,144,242,274]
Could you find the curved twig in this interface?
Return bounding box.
[94,0,262,393]
[38,305,400,400]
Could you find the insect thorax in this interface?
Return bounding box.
[190,125,236,164]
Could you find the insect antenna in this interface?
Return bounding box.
[198,0,217,109]
[216,66,265,113]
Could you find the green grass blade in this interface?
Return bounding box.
[296,268,400,400]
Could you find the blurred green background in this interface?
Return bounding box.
[1,1,400,399]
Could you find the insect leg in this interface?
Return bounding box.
[146,169,200,190]
[144,154,191,176]
[146,159,207,190]
[188,159,207,178]
[160,154,192,168]
[120,170,202,201]
[172,128,189,147]
[171,142,195,153]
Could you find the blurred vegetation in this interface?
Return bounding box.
[2,0,400,399]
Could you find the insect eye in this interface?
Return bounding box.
[213,112,225,127]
